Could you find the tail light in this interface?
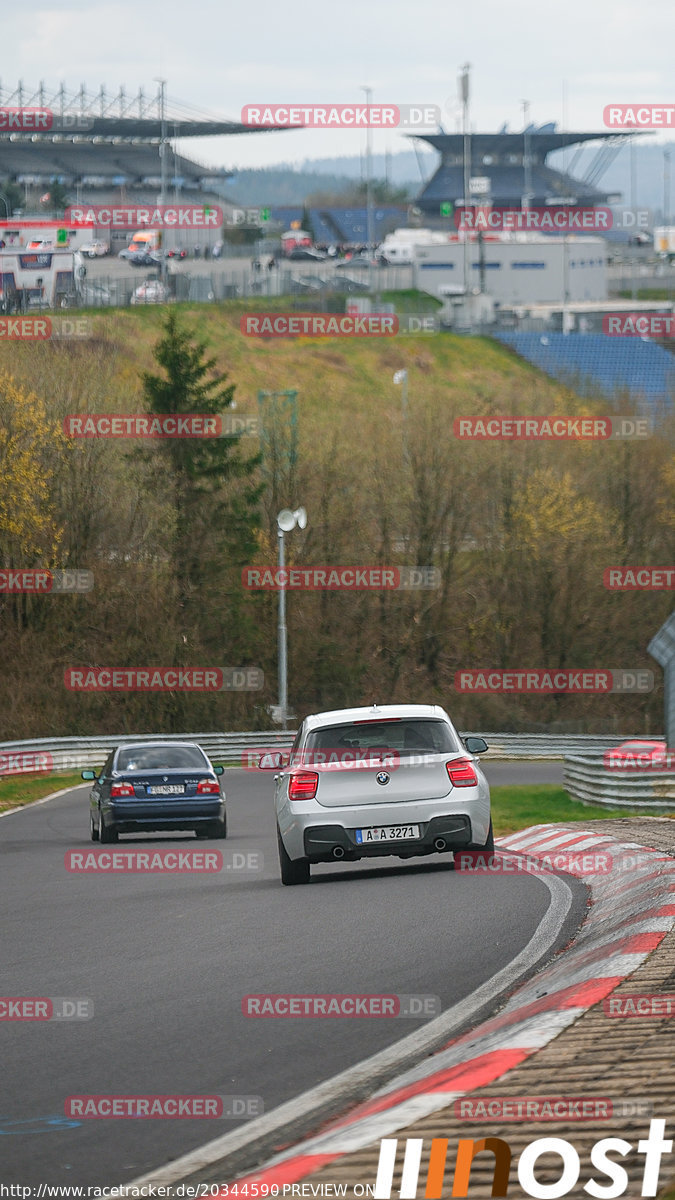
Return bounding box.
[110,782,135,797]
[197,779,221,794]
[289,771,319,801]
[446,758,478,787]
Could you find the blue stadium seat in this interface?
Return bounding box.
[493,332,674,418]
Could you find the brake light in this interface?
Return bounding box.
[446,758,478,787]
[197,779,220,794]
[110,782,135,797]
[289,771,319,800]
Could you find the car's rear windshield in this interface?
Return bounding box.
[115,746,209,771]
[302,719,459,757]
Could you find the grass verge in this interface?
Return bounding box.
[490,785,671,836]
[0,773,83,814]
[2,776,671,831]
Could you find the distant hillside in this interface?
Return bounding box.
[225,141,675,217]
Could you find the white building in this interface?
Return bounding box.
[413,235,607,305]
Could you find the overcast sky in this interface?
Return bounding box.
[4,0,674,171]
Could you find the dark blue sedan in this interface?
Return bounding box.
[83,741,226,843]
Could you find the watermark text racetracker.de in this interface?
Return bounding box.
[604,104,675,128]
[0,317,92,341]
[454,669,653,693]
[244,747,402,770]
[65,205,223,229]
[604,566,674,590]
[63,414,259,438]
[240,314,439,338]
[453,416,652,441]
[0,569,93,593]
[241,103,440,129]
[604,994,675,1017]
[454,1096,653,1120]
[0,997,93,1020]
[455,849,666,875]
[242,567,440,590]
[64,1095,263,1119]
[64,667,263,691]
[242,994,441,1017]
[64,849,262,873]
[0,107,53,130]
[454,850,614,875]
[603,313,674,338]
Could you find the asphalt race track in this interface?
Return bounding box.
[0,760,585,1186]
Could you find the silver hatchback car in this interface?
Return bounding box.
[261,703,492,885]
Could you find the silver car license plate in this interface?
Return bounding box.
[147,785,185,795]
[355,825,420,844]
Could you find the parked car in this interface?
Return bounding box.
[131,279,169,305]
[129,250,157,267]
[83,741,226,842]
[79,240,110,258]
[603,740,671,770]
[287,247,327,262]
[261,703,492,885]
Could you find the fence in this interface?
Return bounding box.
[70,263,417,308]
[0,730,648,773]
[563,752,675,809]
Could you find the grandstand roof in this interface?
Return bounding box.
[416,130,633,156]
[0,83,280,139]
[0,83,287,193]
[0,140,231,188]
[413,128,643,214]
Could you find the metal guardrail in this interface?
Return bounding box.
[0,730,653,773]
[563,752,675,809]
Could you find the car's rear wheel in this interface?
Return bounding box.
[454,820,494,869]
[90,812,99,842]
[277,827,310,885]
[208,815,227,839]
[99,816,118,844]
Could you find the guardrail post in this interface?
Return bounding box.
[648,611,675,750]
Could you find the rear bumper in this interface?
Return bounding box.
[101,799,225,832]
[278,785,491,861]
[303,815,473,862]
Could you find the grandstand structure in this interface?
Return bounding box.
[0,82,283,207]
[494,332,675,418]
[268,205,406,245]
[413,126,639,217]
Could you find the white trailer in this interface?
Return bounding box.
[654,227,675,260]
[0,249,82,311]
[375,228,454,265]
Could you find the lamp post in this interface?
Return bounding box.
[393,369,409,462]
[154,77,168,286]
[460,64,471,302]
[276,506,307,729]
[361,85,374,257]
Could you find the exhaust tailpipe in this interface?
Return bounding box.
[332,846,345,859]
[434,837,446,851]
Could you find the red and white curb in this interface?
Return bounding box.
[218,825,675,1189]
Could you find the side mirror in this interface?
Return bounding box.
[259,752,288,770]
[464,736,488,755]
[214,765,225,776]
[81,769,97,780]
